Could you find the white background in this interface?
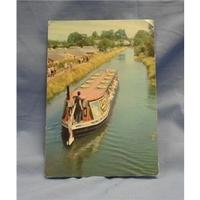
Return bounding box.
[185,0,200,200]
[0,0,16,199]
[0,0,198,199]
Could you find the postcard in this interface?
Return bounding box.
[45,19,158,177]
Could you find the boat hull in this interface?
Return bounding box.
[61,69,118,145]
[62,113,109,138]
[62,87,118,143]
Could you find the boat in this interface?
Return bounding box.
[61,69,119,146]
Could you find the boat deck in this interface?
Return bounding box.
[71,69,117,101]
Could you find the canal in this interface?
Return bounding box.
[45,48,158,177]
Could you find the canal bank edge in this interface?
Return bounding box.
[47,47,126,101]
[134,55,156,87]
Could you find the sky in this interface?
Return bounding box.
[48,19,153,41]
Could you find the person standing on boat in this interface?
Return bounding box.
[74,91,83,123]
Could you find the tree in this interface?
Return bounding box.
[115,29,128,40]
[101,30,115,40]
[48,40,60,48]
[92,31,99,39]
[66,32,94,47]
[62,41,69,48]
[84,36,95,46]
[67,32,83,46]
[148,24,154,37]
[98,38,114,52]
[133,30,154,57]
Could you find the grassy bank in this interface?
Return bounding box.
[47,47,126,101]
[134,55,156,87]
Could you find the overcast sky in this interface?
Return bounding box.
[48,19,153,41]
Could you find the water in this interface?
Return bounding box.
[45,48,158,177]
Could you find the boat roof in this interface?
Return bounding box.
[71,69,117,101]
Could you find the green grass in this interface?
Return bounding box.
[134,55,156,87]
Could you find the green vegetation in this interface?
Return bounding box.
[133,24,156,87]
[48,29,130,51]
[133,26,154,57]
[114,29,128,40]
[67,32,95,47]
[48,40,59,49]
[92,31,99,39]
[47,24,156,100]
[97,38,114,52]
[140,57,156,87]
[47,47,126,101]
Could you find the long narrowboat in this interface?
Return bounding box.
[61,69,118,145]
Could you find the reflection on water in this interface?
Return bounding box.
[45,48,158,177]
[62,125,107,154]
[146,85,157,111]
[60,125,107,177]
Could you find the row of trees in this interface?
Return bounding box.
[133,25,154,57]
[48,29,129,51]
[48,26,155,55]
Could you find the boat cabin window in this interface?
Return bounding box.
[89,97,108,120]
[89,101,102,120]
[99,97,108,113]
